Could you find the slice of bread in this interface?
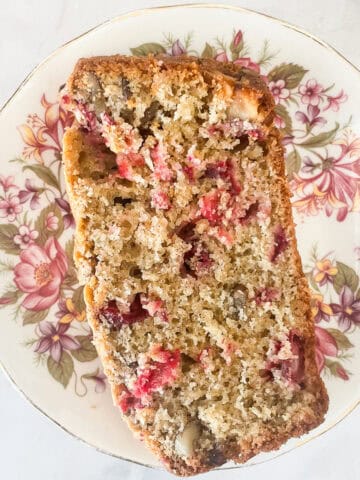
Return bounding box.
[62,55,328,476]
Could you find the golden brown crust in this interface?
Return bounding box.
[63,55,328,476]
[68,54,274,123]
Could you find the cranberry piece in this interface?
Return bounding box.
[99,300,120,326]
[204,159,241,196]
[214,227,234,247]
[176,222,214,277]
[116,154,132,179]
[75,101,97,131]
[150,143,174,181]
[100,112,115,126]
[116,152,145,180]
[132,348,180,398]
[254,287,279,305]
[197,347,213,371]
[182,165,195,181]
[199,189,223,225]
[176,221,197,243]
[141,297,168,322]
[61,94,70,105]
[182,242,213,278]
[194,247,213,273]
[270,225,289,262]
[182,249,196,277]
[264,330,305,386]
[118,387,143,414]
[121,294,149,324]
[99,294,149,328]
[240,201,259,224]
[247,128,264,140]
[150,190,170,210]
[82,130,105,147]
[204,161,228,179]
[226,159,242,196]
[281,331,305,384]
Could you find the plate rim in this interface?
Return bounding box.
[0,2,359,471]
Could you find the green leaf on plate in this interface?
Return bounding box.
[0,289,21,307]
[201,42,216,58]
[326,328,354,350]
[324,358,350,380]
[267,63,308,89]
[229,33,244,60]
[62,239,78,288]
[72,285,85,312]
[22,164,60,191]
[0,224,20,255]
[71,335,97,362]
[299,123,339,148]
[130,43,166,56]
[62,267,78,288]
[65,238,75,267]
[22,308,49,325]
[47,351,74,388]
[274,104,293,135]
[306,271,320,293]
[285,149,302,180]
[333,261,359,294]
[34,203,64,245]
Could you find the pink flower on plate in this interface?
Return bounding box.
[300,156,319,174]
[233,57,260,73]
[335,131,360,158]
[274,115,286,129]
[232,30,243,48]
[17,94,74,161]
[14,237,68,311]
[0,175,18,192]
[87,371,107,393]
[268,79,290,104]
[312,258,338,286]
[14,225,39,249]
[171,39,186,56]
[55,197,75,229]
[0,194,22,222]
[299,79,324,106]
[315,326,338,373]
[295,105,327,128]
[292,134,360,221]
[45,212,59,231]
[311,293,333,323]
[34,321,80,363]
[330,286,360,331]
[215,51,229,62]
[324,89,348,112]
[336,365,350,380]
[18,179,41,210]
[282,134,295,146]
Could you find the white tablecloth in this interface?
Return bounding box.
[1,1,359,479]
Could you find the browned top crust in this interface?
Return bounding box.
[68,54,274,123]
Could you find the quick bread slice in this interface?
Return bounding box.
[62,55,328,476]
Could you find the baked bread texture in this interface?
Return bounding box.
[62,55,328,476]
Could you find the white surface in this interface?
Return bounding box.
[0,1,359,479]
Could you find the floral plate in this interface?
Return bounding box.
[0,4,359,470]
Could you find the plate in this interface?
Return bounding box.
[1,3,360,470]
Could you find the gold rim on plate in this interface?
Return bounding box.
[0,3,359,471]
